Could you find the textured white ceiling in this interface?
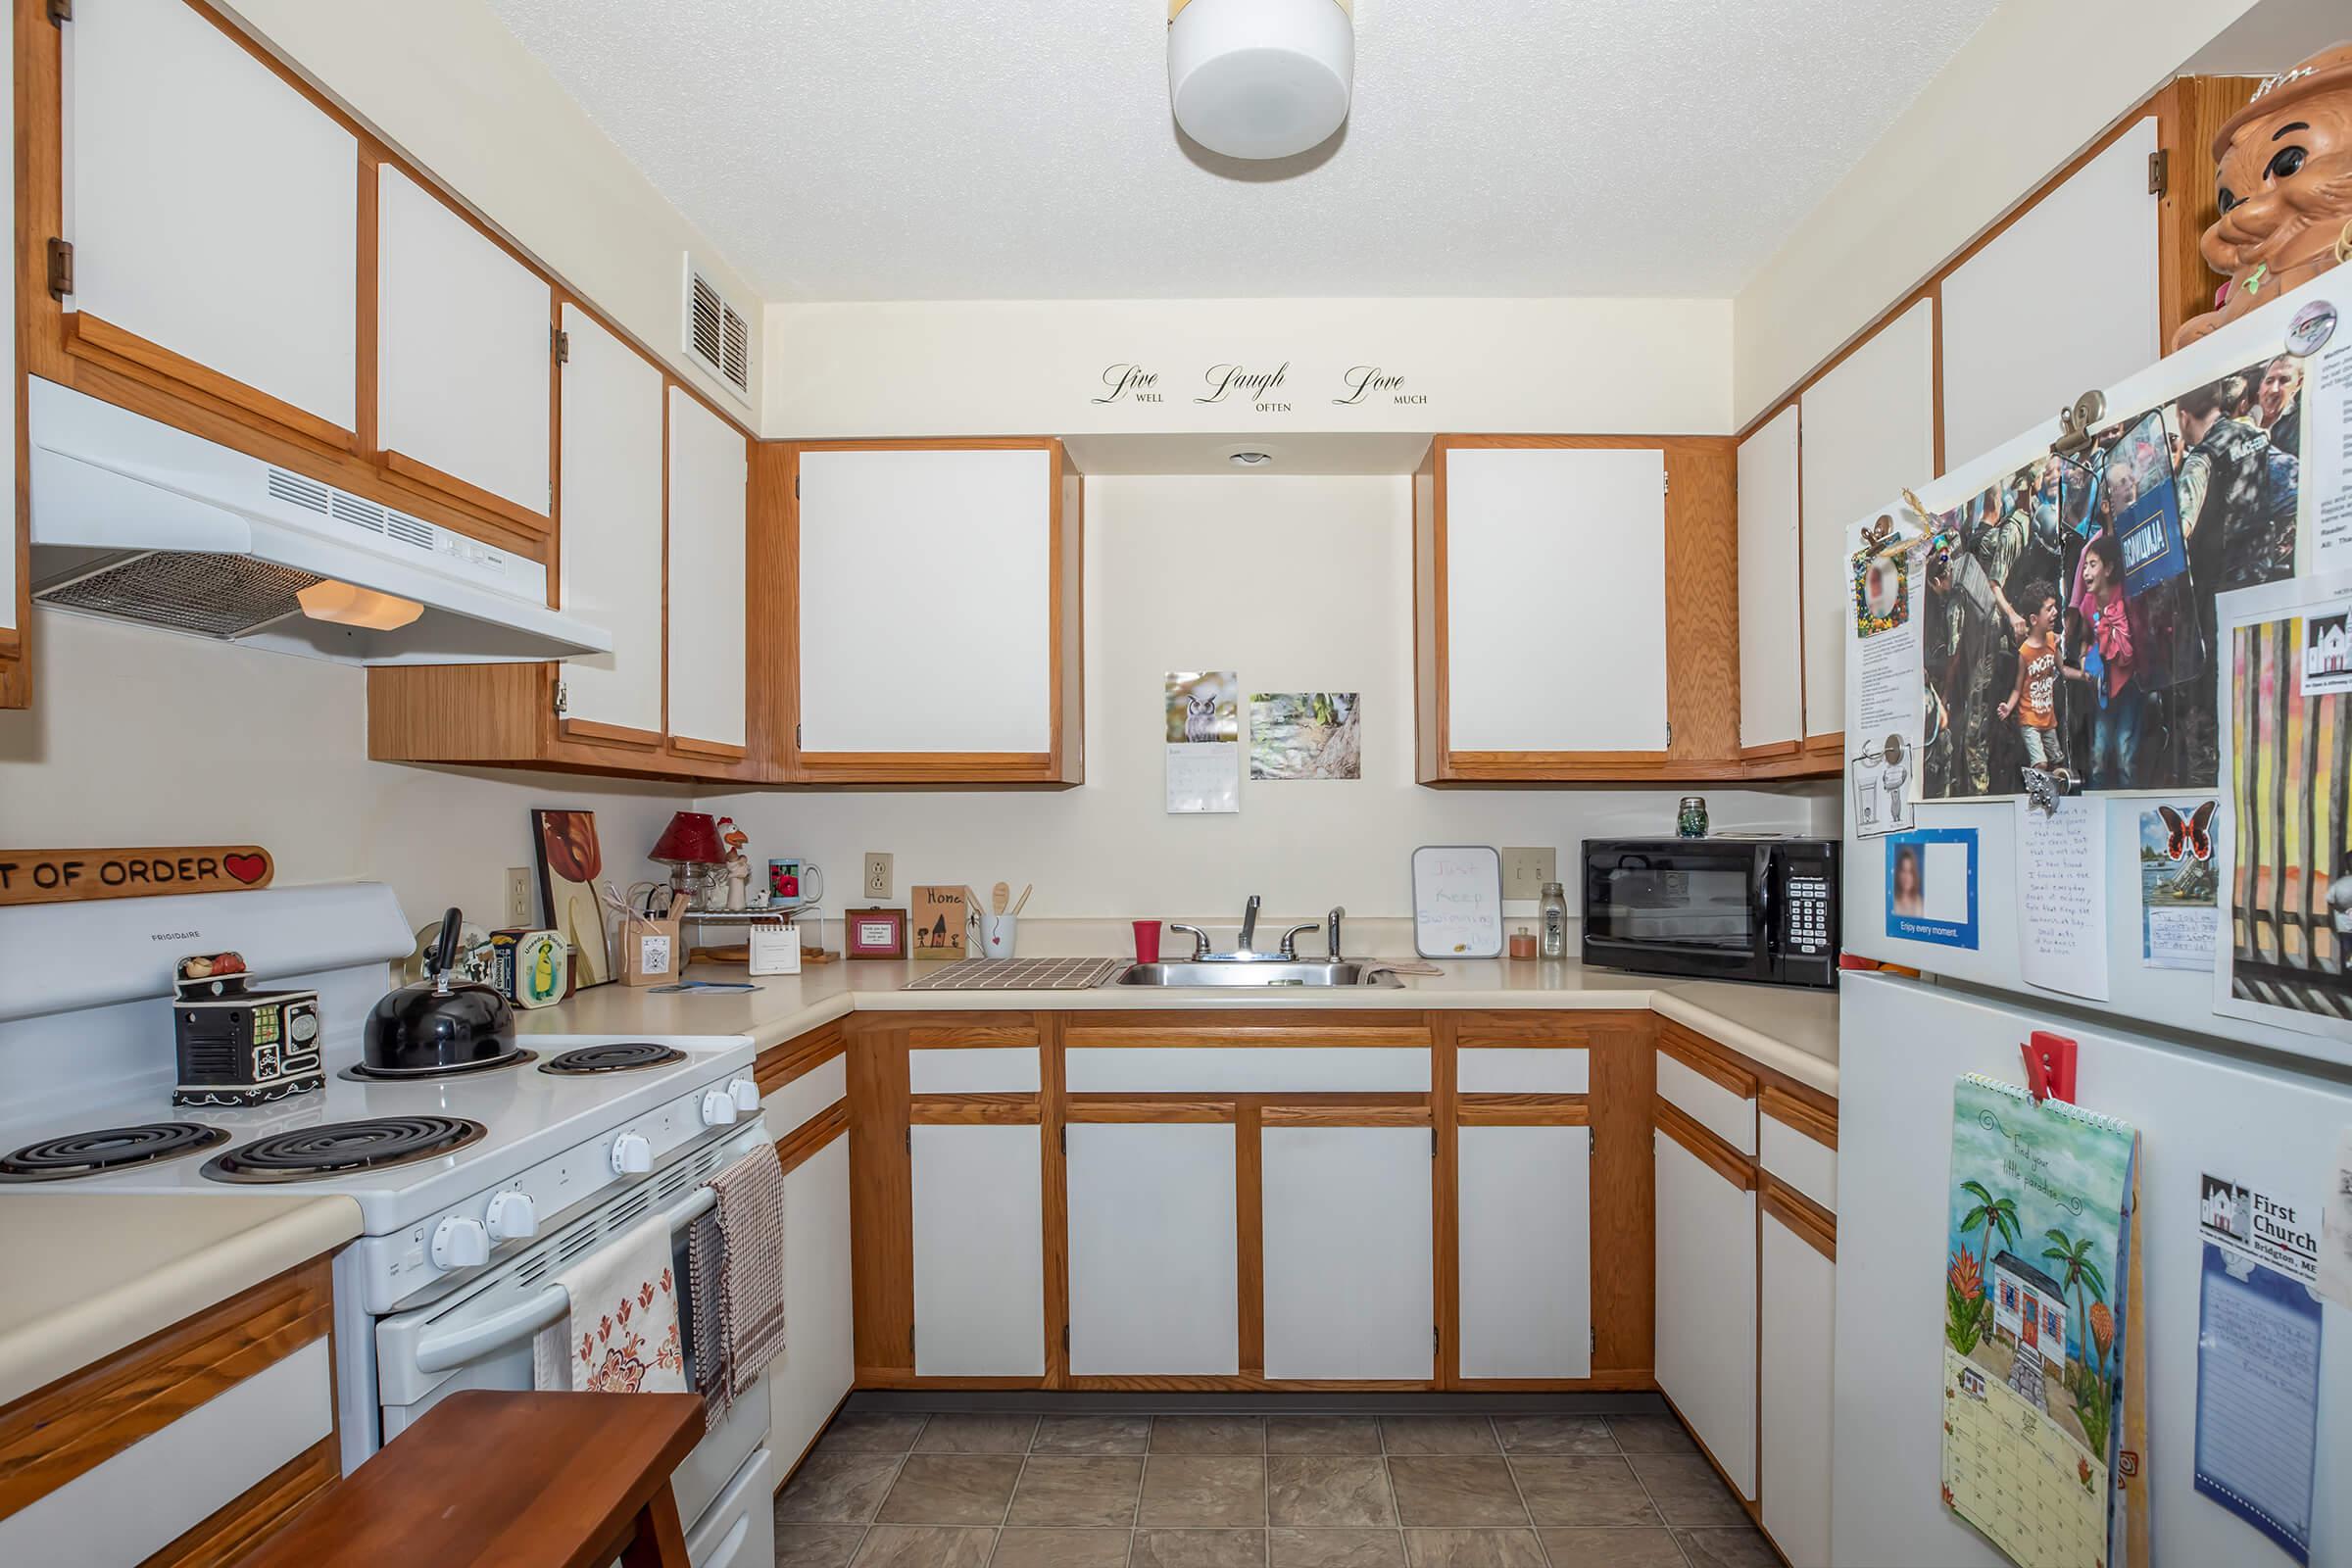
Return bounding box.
[485,0,1999,303]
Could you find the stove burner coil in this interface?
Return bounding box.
[539,1042,689,1075]
[201,1116,485,1184]
[0,1122,230,1182]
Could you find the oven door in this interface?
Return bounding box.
[1582,841,1772,982]
[370,1122,772,1530]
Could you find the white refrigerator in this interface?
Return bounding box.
[1834,270,2352,1568]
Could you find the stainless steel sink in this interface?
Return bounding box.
[1116,961,1403,989]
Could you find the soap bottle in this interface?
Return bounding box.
[1539,881,1568,959]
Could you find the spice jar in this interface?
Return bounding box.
[1508,925,1538,960]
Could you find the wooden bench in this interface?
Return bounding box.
[235,1391,704,1567]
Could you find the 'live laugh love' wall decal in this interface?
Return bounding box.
[1091,363,1426,410]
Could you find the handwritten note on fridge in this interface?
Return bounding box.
[1412,846,1503,958]
[2016,796,2110,1001]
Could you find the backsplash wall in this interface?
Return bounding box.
[706,474,1832,922]
[0,612,689,936]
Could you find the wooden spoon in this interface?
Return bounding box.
[992,881,1010,915]
[1009,883,1034,916]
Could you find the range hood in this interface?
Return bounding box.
[26,376,612,664]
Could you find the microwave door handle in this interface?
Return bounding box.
[414,1185,719,1372]
[1756,852,1777,956]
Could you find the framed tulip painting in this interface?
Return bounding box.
[532,808,614,988]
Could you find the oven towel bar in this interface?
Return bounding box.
[416,1186,716,1374]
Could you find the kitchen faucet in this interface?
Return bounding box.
[1167,898,1347,962]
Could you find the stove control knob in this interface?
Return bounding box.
[700,1089,739,1128]
[430,1215,490,1271]
[728,1077,760,1113]
[484,1190,537,1243]
[611,1131,653,1175]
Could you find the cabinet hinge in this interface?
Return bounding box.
[45,239,73,299]
[1662,469,1670,496]
[2147,149,2170,198]
[553,679,568,718]
[1061,1324,1070,1352]
[46,0,70,25]
[1058,1126,1067,1154]
[1433,1326,1441,1353]
[1665,720,1674,747]
[1430,1129,1438,1158]
[905,1128,911,1153]
[554,326,570,365]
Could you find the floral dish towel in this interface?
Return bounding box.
[531,1214,688,1395]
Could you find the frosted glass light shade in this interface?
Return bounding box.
[1169,0,1353,161]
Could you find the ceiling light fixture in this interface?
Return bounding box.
[1229,451,1275,467]
[1169,0,1353,161]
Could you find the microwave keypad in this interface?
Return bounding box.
[1787,875,1831,954]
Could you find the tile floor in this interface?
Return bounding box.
[773,1409,1777,1568]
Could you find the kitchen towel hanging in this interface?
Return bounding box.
[686,1210,735,1431]
[529,1214,688,1395]
[709,1142,788,1396]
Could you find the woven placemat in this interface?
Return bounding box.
[903,956,1127,991]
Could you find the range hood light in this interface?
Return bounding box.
[297,578,424,631]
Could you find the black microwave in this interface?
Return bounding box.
[1581,837,1839,988]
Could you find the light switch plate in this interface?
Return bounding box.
[1501,847,1557,901]
[862,852,893,901]
[504,866,535,927]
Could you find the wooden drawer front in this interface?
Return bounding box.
[1657,1052,1756,1156]
[1760,1112,1838,1215]
[768,1054,848,1135]
[908,1047,1041,1094]
[1457,1048,1589,1094]
[1,1339,332,1567]
[1064,1048,1430,1094]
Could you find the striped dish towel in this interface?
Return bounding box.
[686,1210,734,1430]
[710,1142,788,1396]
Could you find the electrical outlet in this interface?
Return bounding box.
[862,852,893,901]
[504,866,535,927]
[1501,847,1557,902]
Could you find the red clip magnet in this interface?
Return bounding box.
[2020,1031,2077,1104]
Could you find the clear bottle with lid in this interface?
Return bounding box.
[1538,881,1569,959]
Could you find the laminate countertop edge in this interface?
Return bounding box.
[0,1192,362,1411]
[523,960,1840,1098]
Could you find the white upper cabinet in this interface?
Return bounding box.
[1066,1123,1240,1376]
[795,447,1057,757]
[68,0,358,434]
[1798,299,1936,738]
[665,389,749,753]
[1941,120,2160,466]
[556,307,665,740]
[1260,1126,1434,1381]
[1442,446,1669,754]
[1737,407,1803,750]
[376,165,552,517]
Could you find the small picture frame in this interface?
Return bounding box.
[844,906,907,960]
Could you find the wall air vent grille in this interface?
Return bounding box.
[384,513,434,551]
[683,257,753,404]
[330,492,387,535]
[266,468,332,516]
[36,552,320,639]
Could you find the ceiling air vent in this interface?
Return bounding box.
[681,255,753,404]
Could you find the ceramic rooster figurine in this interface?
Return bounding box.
[2175,41,2352,349]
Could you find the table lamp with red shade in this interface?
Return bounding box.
[650,810,726,910]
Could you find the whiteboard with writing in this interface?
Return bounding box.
[1412,846,1504,959]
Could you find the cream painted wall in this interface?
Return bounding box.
[762,297,1733,440]
[217,0,760,422]
[1730,0,2258,426]
[0,612,689,939]
[704,474,1827,922]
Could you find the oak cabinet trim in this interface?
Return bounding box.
[1655,1099,1757,1191]
[1761,1174,1838,1261]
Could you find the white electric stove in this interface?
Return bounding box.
[0,884,778,1567]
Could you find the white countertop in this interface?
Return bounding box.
[0,1191,362,1409]
[518,954,1839,1097]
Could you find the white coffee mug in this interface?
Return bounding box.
[974,913,1017,960]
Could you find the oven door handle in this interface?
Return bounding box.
[414,1186,719,1373]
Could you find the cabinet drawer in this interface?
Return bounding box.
[768,1054,848,1134]
[1064,1048,1429,1094]
[908,1047,1041,1094]
[1760,1110,1837,1215]
[1656,1052,1757,1156]
[1457,1048,1589,1094]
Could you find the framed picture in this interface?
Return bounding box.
[910,886,968,958]
[531,808,614,988]
[844,906,907,960]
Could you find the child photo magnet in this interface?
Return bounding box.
[1886,827,1980,949]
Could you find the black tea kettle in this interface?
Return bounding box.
[363,907,518,1075]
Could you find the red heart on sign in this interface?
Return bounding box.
[223,854,268,885]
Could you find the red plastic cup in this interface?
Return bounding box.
[1131,920,1162,963]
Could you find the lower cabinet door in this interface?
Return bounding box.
[1654,1133,1758,1497]
[910,1124,1045,1376]
[770,1133,853,1464]
[1456,1125,1592,1379]
[1066,1122,1239,1375]
[1760,1209,1835,1567]
[1261,1126,1435,1380]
